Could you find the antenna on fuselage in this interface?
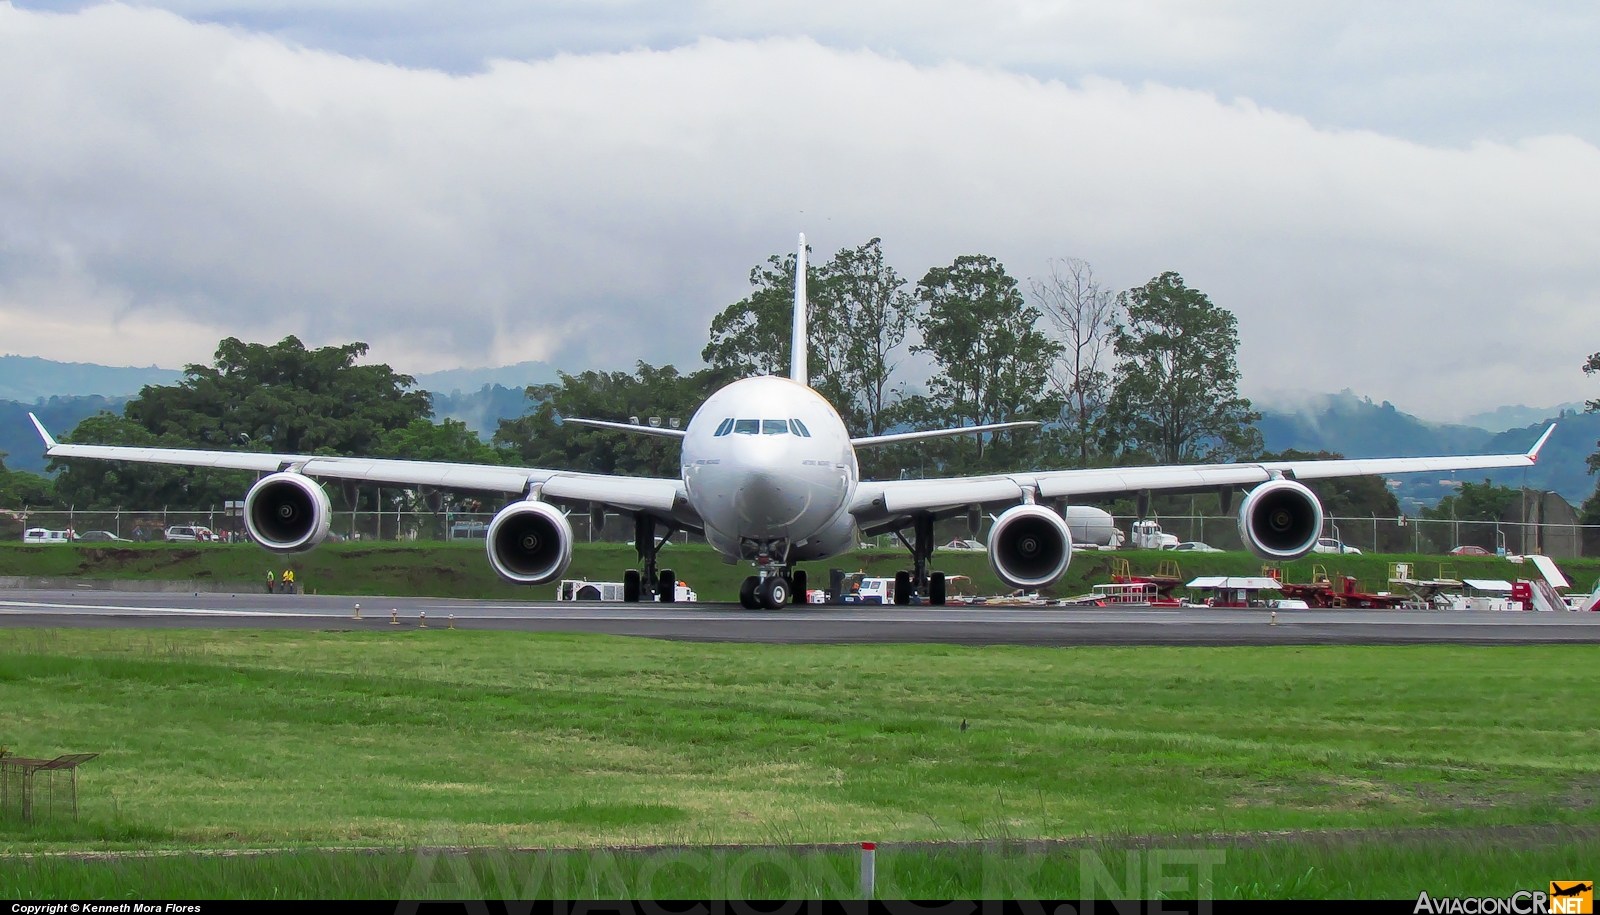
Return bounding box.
[790,232,807,385]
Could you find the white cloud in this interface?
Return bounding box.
[1,2,1598,416]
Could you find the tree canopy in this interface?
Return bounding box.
[51,337,436,509]
[1103,272,1261,464]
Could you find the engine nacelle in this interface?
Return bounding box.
[486,500,573,585]
[244,472,332,553]
[988,504,1073,590]
[1237,479,1324,561]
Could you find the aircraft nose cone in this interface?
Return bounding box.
[734,471,809,531]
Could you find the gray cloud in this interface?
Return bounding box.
[14,0,1599,145]
[0,3,1598,418]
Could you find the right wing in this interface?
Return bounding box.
[851,424,1555,529]
[30,413,695,521]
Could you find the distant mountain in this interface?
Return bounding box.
[1257,391,1492,457]
[0,355,180,401]
[0,395,128,473]
[1457,402,1588,433]
[1255,391,1596,507]
[410,361,560,396]
[430,384,534,438]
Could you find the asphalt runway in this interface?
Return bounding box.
[1,589,1598,645]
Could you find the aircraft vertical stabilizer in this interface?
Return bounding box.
[791,232,807,384]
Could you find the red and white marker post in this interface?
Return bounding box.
[861,842,876,898]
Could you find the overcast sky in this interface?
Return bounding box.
[2,1,1598,419]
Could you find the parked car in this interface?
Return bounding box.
[1173,541,1222,553]
[75,530,127,542]
[22,528,71,544]
[163,525,218,542]
[940,538,986,552]
[1448,545,1492,556]
[1312,537,1362,555]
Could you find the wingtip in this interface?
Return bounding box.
[27,412,57,450]
[1527,423,1556,462]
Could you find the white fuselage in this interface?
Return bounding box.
[680,376,860,563]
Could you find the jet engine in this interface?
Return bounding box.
[988,504,1073,590]
[1237,479,1324,561]
[244,472,332,553]
[486,500,573,585]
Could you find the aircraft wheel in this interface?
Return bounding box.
[658,569,676,603]
[790,570,807,604]
[759,576,789,610]
[739,576,761,609]
[929,572,946,606]
[623,569,641,603]
[894,570,912,605]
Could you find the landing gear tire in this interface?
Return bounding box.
[929,571,946,606]
[759,576,790,610]
[791,570,807,604]
[623,569,641,603]
[894,570,912,605]
[739,576,760,610]
[658,569,676,603]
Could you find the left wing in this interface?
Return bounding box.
[29,413,695,521]
[852,424,1555,524]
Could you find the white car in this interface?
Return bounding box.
[163,525,218,542]
[1173,541,1223,553]
[940,538,986,552]
[1312,537,1362,554]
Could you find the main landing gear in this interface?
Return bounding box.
[623,514,680,603]
[889,513,946,606]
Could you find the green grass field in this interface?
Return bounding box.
[2,540,1596,602]
[3,631,1597,853]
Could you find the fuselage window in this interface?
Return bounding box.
[713,418,735,436]
[790,419,811,437]
[733,419,760,435]
[762,419,790,435]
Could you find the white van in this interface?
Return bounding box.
[23,528,71,544]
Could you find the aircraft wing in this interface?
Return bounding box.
[29,413,691,518]
[851,424,1555,520]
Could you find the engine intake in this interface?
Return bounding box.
[988,504,1073,590]
[1238,479,1324,561]
[244,472,332,553]
[487,500,573,585]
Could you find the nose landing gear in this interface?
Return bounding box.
[739,572,795,609]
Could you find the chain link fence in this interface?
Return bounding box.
[2,507,1594,557]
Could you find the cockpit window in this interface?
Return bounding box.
[733,419,760,435]
[713,418,734,436]
[762,419,790,435]
[789,419,811,437]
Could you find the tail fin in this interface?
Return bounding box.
[790,232,807,384]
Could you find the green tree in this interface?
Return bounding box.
[1585,349,1600,475]
[702,250,823,381]
[910,254,1061,469]
[495,363,729,478]
[815,238,917,436]
[375,418,505,464]
[0,451,53,509]
[1103,272,1262,464]
[51,336,433,509]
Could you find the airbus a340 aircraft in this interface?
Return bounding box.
[30,235,1554,609]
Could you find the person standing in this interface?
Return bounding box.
[265,570,276,594]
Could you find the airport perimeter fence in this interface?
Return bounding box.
[4,507,1598,558]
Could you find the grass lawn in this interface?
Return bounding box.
[1,630,1597,860]
[2,541,1595,603]
[4,835,1598,899]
